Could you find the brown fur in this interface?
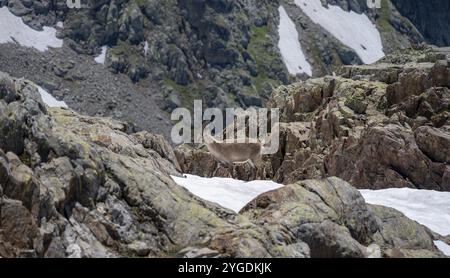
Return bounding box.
[204,134,262,165]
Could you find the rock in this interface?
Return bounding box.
[345,95,368,114]
[386,60,448,106]
[369,205,444,258]
[240,177,442,258]
[415,126,450,164]
[7,0,32,16]
[297,220,367,258]
[127,5,145,44]
[175,144,218,177]
[165,92,182,111]
[1,152,41,217]
[0,199,41,257]
[339,63,401,84]
[387,86,450,127]
[326,124,450,191]
[0,150,9,186]
[127,241,151,257]
[44,237,66,258]
[366,244,382,258]
[178,247,221,258]
[391,0,450,46]
[133,132,182,172]
[66,244,82,258]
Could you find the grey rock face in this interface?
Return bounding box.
[1,72,444,258]
[0,44,172,139]
[391,0,450,47]
[240,177,444,258]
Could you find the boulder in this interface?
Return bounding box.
[415,126,450,164]
[241,177,443,258]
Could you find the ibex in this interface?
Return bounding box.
[204,133,262,166]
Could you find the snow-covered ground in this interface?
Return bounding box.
[95,46,108,64]
[37,85,68,108]
[0,6,63,52]
[294,0,384,64]
[360,188,450,256]
[433,241,450,256]
[360,188,450,236]
[144,41,149,56]
[278,6,312,76]
[171,174,283,213]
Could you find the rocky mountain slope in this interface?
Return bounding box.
[176,46,450,191]
[0,71,447,258]
[0,0,447,137]
[391,0,450,47]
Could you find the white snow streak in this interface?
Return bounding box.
[433,241,450,256]
[0,7,63,52]
[171,174,283,213]
[278,6,312,76]
[144,41,149,56]
[37,85,68,108]
[294,0,384,64]
[360,188,450,255]
[95,46,107,64]
[360,188,450,236]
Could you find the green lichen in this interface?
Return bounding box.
[376,0,393,33]
[247,25,281,95]
[19,153,31,166]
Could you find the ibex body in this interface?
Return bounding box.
[204,134,262,166]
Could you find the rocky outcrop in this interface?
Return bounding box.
[241,177,443,258]
[176,47,450,191]
[1,72,445,258]
[0,72,235,257]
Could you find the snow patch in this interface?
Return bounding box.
[433,241,450,256]
[294,0,384,64]
[95,46,107,64]
[56,21,64,28]
[171,174,283,213]
[37,85,68,108]
[360,188,450,236]
[144,41,149,56]
[278,6,312,76]
[0,6,63,52]
[360,188,450,255]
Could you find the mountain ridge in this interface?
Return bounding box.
[0,0,447,138]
